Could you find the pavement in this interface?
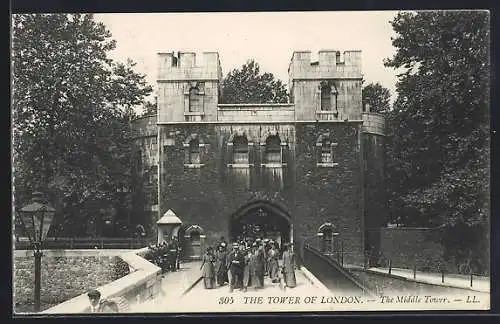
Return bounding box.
[128,262,490,313]
[129,260,340,313]
[129,261,203,312]
[367,267,490,293]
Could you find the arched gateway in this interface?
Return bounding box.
[229,201,293,248]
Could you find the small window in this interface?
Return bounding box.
[321,139,333,163]
[189,88,202,112]
[190,231,201,242]
[321,83,331,111]
[188,139,200,164]
[233,136,249,164]
[265,136,282,164]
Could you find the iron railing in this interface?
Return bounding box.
[296,236,376,296]
[14,237,152,250]
[365,252,489,289]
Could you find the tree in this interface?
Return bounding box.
[220,59,289,104]
[12,14,153,236]
[362,82,391,113]
[141,100,157,116]
[384,11,490,273]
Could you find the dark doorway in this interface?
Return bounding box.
[229,202,292,249]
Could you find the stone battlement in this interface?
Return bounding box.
[157,51,222,81]
[288,50,362,80]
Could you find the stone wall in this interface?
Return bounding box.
[14,251,130,313]
[294,122,364,265]
[155,121,364,263]
[131,115,159,235]
[288,51,363,121]
[368,228,450,272]
[40,248,163,314]
[363,132,387,253]
[158,123,295,247]
[157,52,222,123]
[217,104,295,122]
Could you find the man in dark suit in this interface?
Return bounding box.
[227,242,244,293]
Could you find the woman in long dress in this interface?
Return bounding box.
[242,248,252,292]
[282,243,297,288]
[250,243,262,289]
[200,246,216,289]
[268,243,280,283]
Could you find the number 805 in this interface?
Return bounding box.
[219,297,234,304]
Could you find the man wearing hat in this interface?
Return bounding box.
[227,242,244,292]
[87,289,119,313]
[215,243,228,286]
[255,239,266,287]
[242,247,253,292]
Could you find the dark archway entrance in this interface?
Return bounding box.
[229,201,292,248]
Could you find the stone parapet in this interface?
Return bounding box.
[362,112,386,136]
[157,52,222,82]
[289,50,362,81]
[217,104,295,122]
[41,248,162,314]
[131,115,157,138]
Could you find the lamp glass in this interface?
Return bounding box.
[19,196,55,244]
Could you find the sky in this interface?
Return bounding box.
[94,11,401,109]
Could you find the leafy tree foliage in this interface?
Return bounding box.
[384,11,490,273]
[220,59,289,104]
[141,100,157,116]
[12,14,153,237]
[362,82,391,113]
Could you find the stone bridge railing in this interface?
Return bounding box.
[41,248,162,314]
[296,237,375,297]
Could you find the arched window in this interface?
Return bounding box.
[188,139,200,164]
[189,87,201,112]
[321,139,333,163]
[265,135,282,164]
[321,83,331,111]
[233,136,249,164]
[318,222,338,254]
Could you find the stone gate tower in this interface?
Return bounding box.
[131,50,386,265]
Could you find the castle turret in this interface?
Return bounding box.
[288,50,363,121]
[361,109,387,255]
[157,51,223,123]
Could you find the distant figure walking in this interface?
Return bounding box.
[255,239,265,287]
[242,248,252,292]
[282,243,297,288]
[250,243,262,290]
[200,246,216,289]
[268,242,280,283]
[228,242,244,293]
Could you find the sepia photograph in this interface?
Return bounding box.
[11,10,490,314]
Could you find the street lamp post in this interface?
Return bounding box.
[18,191,55,313]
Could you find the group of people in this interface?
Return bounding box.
[200,237,297,292]
[143,238,181,273]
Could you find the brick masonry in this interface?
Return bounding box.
[13,254,130,312]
